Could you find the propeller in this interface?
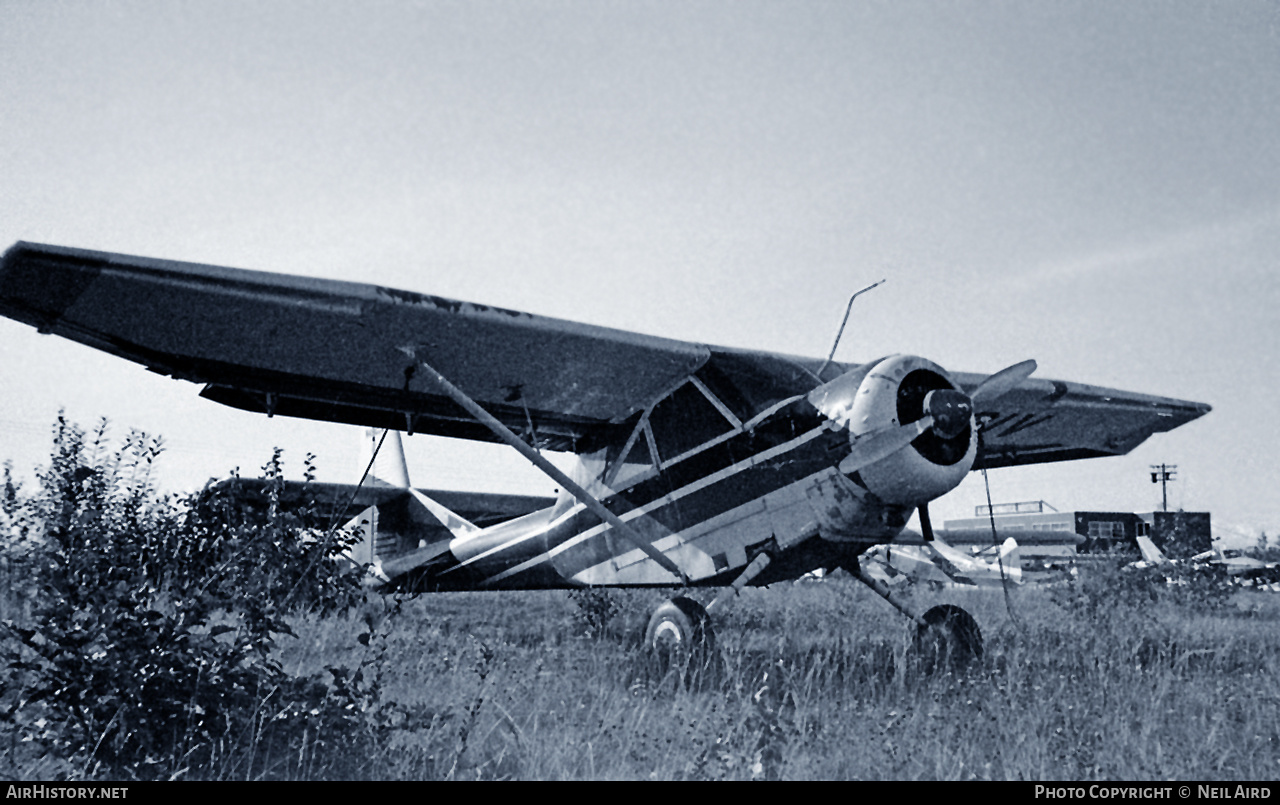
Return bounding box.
[916,361,1036,548]
[970,359,1037,405]
[837,416,935,475]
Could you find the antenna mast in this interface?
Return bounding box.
[818,279,886,378]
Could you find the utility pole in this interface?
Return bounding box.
[1150,464,1177,512]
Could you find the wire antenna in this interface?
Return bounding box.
[983,467,1024,632]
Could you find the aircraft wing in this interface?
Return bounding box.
[951,371,1210,469]
[859,537,1021,588]
[0,242,709,450]
[0,242,1208,464]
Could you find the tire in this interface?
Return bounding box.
[644,596,716,677]
[913,604,983,673]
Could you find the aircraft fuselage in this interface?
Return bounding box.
[393,396,909,593]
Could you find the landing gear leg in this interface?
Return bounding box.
[644,551,773,680]
[846,558,983,672]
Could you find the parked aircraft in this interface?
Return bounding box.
[1193,547,1280,583]
[203,428,555,573]
[1134,536,1280,591]
[861,535,1022,589]
[0,242,1212,666]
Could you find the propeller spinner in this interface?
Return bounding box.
[810,356,1037,489]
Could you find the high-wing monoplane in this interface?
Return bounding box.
[0,242,1212,665]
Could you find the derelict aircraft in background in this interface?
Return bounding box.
[859,533,1023,589]
[0,242,1211,664]
[1132,536,1280,592]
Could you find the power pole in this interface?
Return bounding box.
[1150,464,1177,512]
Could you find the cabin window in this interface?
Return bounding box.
[647,380,738,465]
[599,379,743,486]
[602,422,656,489]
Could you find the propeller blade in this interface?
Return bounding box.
[919,501,935,542]
[970,359,1037,405]
[838,416,934,475]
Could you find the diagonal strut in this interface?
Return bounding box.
[403,348,689,585]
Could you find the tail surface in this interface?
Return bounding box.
[1136,535,1168,564]
[348,430,479,583]
[359,427,410,488]
[998,537,1021,573]
[358,428,478,537]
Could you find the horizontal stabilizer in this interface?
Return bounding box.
[361,429,477,541]
[407,487,478,540]
[201,477,554,528]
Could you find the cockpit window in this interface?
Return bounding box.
[600,379,744,488]
[647,380,738,465]
[603,421,655,489]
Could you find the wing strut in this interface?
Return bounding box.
[404,349,690,585]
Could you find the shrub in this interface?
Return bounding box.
[567,588,624,638]
[1,416,368,779]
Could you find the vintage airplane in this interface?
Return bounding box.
[860,534,1023,589]
[0,241,1212,666]
[1133,536,1280,591]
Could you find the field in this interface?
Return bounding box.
[246,576,1279,780]
[3,424,1277,780]
[6,553,1280,780]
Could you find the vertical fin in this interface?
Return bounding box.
[364,429,478,540]
[998,537,1021,572]
[360,428,411,488]
[349,428,475,581]
[1136,535,1167,564]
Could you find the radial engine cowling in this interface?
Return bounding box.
[812,355,977,506]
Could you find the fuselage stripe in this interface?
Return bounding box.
[478,421,836,585]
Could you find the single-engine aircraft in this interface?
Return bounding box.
[0,242,1212,665]
[860,534,1023,589]
[1132,536,1280,592]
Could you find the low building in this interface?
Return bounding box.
[944,501,1211,557]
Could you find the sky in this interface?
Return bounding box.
[1,0,1277,547]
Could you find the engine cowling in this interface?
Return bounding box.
[816,355,977,506]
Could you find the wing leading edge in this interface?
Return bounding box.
[0,242,709,450]
[0,242,1209,464]
[951,372,1211,469]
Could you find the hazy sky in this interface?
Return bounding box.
[2,1,1277,545]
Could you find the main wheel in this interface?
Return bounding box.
[645,596,715,677]
[913,604,983,673]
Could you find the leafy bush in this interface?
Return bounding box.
[1054,552,1235,625]
[1,416,372,779]
[567,588,624,638]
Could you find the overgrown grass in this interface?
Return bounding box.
[3,418,1277,779]
[262,578,1278,781]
